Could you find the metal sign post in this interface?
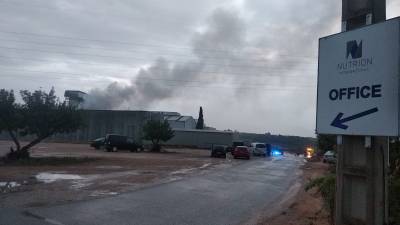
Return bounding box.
[316,0,392,224]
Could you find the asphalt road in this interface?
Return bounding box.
[0,155,304,225]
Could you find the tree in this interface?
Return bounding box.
[0,90,24,154]
[317,134,336,154]
[0,88,84,160]
[143,120,174,152]
[196,106,204,129]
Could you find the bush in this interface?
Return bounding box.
[306,173,336,224]
[389,139,400,224]
[389,177,400,225]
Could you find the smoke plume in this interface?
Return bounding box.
[84,8,248,109]
[84,4,338,110]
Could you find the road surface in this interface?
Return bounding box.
[0,155,304,225]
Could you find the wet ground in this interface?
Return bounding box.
[1,153,304,225]
[0,141,230,207]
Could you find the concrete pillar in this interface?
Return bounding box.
[335,1,388,224]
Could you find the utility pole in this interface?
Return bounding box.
[337,1,387,225]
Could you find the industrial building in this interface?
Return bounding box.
[164,115,197,129]
[48,109,233,148]
[0,90,233,148]
[166,129,235,148]
[64,90,88,109]
[50,110,172,143]
[0,108,233,148]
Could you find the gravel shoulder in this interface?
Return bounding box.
[254,161,331,225]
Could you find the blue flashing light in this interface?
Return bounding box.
[271,149,282,156]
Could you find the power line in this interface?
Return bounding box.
[0,1,318,57]
[0,68,315,88]
[133,81,314,91]
[0,56,316,77]
[0,74,314,91]
[0,38,316,62]
[0,30,317,58]
[133,77,315,88]
[0,0,188,26]
[0,63,316,81]
[0,46,317,70]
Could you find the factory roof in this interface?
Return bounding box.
[165,115,194,122]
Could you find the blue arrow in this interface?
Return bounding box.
[331,107,379,129]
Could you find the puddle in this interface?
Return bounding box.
[141,171,155,174]
[165,177,182,182]
[199,163,211,169]
[0,181,21,188]
[95,166,123,169]
[89,190,119,197]
[171,164,212,175]
[71,181,93,189]
[0,181,21,193]
[36,172,83,184]
[170,168,196,175]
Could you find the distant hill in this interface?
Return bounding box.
[236,132,316,154]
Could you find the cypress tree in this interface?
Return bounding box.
[196,106,204,129]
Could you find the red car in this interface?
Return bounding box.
[233,146,251,160]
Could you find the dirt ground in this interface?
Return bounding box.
[0,141,231,208]
[255,161,331,225]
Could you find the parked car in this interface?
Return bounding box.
[104,134,143,152]
[322,151,336,163]
[90,137,105,149]
[226,141,245,153]
[232,146,251,160]
[250,143,266,156]
[211,145,227,158]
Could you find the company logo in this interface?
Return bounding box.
[337,39,372,74]
[346,40,362,59]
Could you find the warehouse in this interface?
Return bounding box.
[164,115,197,129]
[166,129,235,149]
[50,110,173,143]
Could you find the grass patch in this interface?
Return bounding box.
[1,156,98,166]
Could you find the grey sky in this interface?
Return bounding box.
[0,0,399,137]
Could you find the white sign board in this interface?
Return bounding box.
[316,18,400,136]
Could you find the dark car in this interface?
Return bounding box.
[90,137,105,149]
[104,134,143,152]
[265,143,272,156]
[232,146,251,160]
[211,145,227,158]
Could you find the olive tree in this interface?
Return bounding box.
[143,120,174,152]
[0,88,84,160]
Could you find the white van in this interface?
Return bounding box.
[250,143,266,156]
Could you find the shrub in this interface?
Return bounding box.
[389,139,400,225]
[305,173,336,224]
[389,176,400,225]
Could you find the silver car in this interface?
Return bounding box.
[250,143,266,157]
[322,151,336,163]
